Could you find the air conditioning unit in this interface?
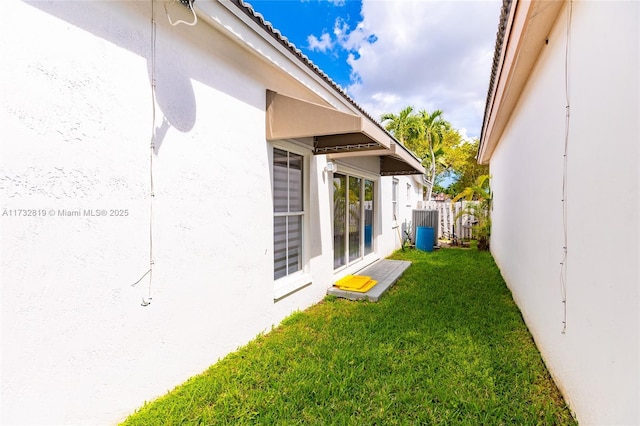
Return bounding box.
[412,209,439,248]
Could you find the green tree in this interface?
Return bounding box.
[452,174,492,251]
[380,106,420,148]
[441,137,489,196]
[417,109,449,201]
[381,106,486,201]
[381,106,453,200]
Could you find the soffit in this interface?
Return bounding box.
[478,0,565,164]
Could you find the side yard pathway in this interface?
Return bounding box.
[122,248,575,425]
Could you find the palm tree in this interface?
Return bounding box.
[418,109,449,201]
[381,107,451,201]
[451,174,491,204]
[380,106,420,148]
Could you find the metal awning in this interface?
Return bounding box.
[265,90,425,175]
[380,150,424,176]
[326,143,425,176]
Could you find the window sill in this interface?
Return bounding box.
[274,272,312,300]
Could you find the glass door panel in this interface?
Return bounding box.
[348,176,361,262]
[364,179,374,255]
[333,174,346,269]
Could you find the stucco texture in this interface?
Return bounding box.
[488,1,639,424]
[0,1,421,424]
[1,1,318,423]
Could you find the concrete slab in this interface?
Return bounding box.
[327,259,411,302]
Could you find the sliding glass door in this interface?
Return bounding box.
[333,173,375,269]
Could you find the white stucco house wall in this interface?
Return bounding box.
[478,1,639,424]
[0,0,425,424]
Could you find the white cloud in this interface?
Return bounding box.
[308,17,366,55]
[333,17,350,43]
[307,32,334,52]
[343,0,501,138]
[304,0,346,5]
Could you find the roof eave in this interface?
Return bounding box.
[196,0,425,175]
[478,0,565,165]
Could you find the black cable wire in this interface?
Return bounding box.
[560,0,573,334]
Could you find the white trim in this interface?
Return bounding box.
[332,253,380,282]
[333,160,379,181]
[272,139,313,157]
[331,170,377,272]
[392,178,399,225]
[274,271,312,300]
[271,141,312,298]
[196,0,355,114]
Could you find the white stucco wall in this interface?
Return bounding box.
[0,1,414,424]
[489,2,639,424]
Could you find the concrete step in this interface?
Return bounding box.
[327,259,411,302]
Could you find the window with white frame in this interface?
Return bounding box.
[392,178,399,221]
[273,148,303,280]
[406,182,412,206]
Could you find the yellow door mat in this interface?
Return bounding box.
[334,275,378,292]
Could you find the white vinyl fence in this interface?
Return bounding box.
[421,200,480,241]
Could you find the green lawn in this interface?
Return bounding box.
[122,248,576,425]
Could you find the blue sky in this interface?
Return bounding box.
[247,0,501,139]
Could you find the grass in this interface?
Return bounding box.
[122,247,576,425]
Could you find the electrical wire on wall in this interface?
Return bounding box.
[132,0,157,306]
[560,0,573,334]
